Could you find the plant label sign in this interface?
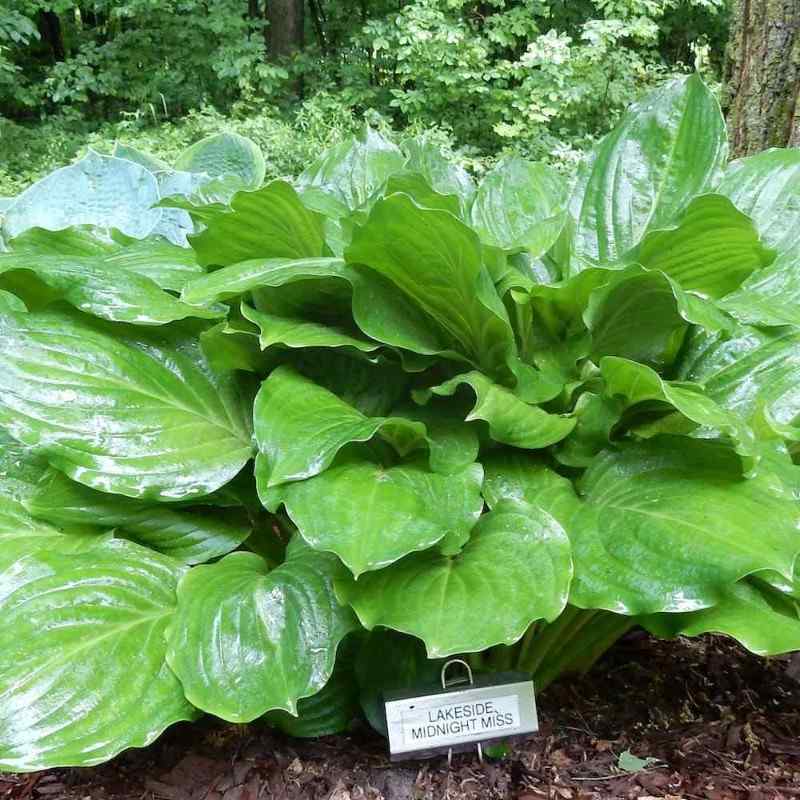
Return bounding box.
[383,673,538,760]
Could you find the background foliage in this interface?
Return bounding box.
[1,0,731,194]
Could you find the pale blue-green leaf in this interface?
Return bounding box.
[470,157,568,257]
[174,132,265,188]
[3,151,161,240]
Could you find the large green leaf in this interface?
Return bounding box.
[584,266,732,368]
[599,356,756,459]
[382,171,462,215]
[567,438,800,614]
[188,180,325,268]
[288,350,410,417]
[720,250,800,328]
[679,324,800,435]
[355,628,443,736]
[401,135,475,208]
[470,157,568,257]
[641,579,800,656]
[0,309,254,501]
[6,228,205,293]
[0,432,110,564]
[242,304,379,354]
[418,371,576,449]
[268,454,484,574]
[174,132,266,188]
[297,126,405,211]
[166,539,357,722]
[633,193,774,297]
[336,500,572,657]
[254,366,423,488]
[265,634,361,738]
[481,450,578,515]
[183,251,470,367]
[568,74,727,267]
[2,151,162,241]
[0,539,196,771]
[346,193,516,379]
[485,441,800,614]
[0,431,57,536]
[0,252,223,326]
[717,148,800,254]
[554,392,622,468]
[27,468,251,565]
[181,256,346,305]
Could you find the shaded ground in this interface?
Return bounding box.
[2,633,799,800]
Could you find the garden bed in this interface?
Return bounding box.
[3,633,798,800]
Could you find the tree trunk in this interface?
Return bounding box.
[38,10,65,62]
[724,0,800,157]
[267,0,305,59]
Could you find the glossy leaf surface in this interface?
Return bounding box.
[634,193,773,297]
[166,539,357,722]
[346,193,516,379]
[270,455,484,574]
[188,181,325,268]
[27,468,251,564]
[337,500,572,656]
[0,309,254,500]
[569,74,727,266]
[470,157,568,256]
[0,539,196,771]
[717,148,800,253]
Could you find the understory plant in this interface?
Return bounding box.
[0,73,799,771]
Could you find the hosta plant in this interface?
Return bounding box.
[1,77,800,771]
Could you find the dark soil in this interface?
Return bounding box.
[2,634,799,800]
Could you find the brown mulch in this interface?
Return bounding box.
[1,633,799,800]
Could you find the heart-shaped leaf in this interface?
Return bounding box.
[337,500,572,656]
[166,539,357,722]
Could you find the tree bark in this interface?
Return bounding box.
[724,0,800,156]
[267,0,305,59]
[38,10,65,62]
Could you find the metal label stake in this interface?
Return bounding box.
[440,659,483,765]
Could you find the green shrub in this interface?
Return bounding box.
[0,73,798,772]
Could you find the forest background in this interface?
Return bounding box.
[0,0,794,196]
